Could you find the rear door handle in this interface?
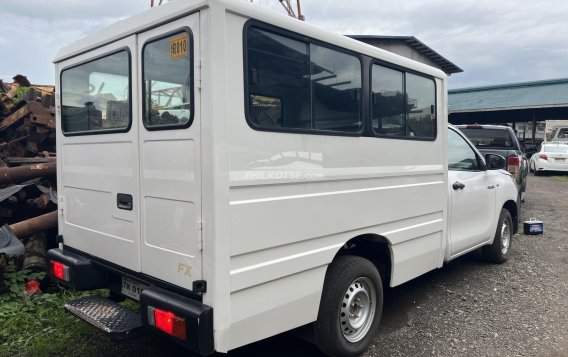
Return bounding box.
[117,193,133,210]
[452,181,465,190]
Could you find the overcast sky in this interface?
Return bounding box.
[1,0,566,89]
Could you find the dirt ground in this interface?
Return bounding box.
[76,174,568,357]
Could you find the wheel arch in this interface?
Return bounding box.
[503,199,519,233]
[332,234,392,285]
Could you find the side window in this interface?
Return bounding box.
[246,26,362,134]
[143,30,193,129]
[372,64,436,139]
[406,73,435,138]
[61,51,130,134]
[448,129,480,171]
[311,44,362,132]
[371,65,405,136]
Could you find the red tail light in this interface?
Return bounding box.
[50,261,70,281]
[507,156,520,167]
[539,153,548,160]
[147,306,187,341]
[506,155,520,175]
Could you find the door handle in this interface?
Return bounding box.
[117,193,133,210]
[452,181,465,190]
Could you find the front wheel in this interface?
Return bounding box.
[482,208,513,263]
[315,255,383,356]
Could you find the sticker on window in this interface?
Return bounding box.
[169,33,189,60]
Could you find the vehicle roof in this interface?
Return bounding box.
[53,0,446,79]
[454,124,514,131]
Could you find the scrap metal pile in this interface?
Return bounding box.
[0,75,57,292]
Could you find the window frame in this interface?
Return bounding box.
[370,59,438,141]
[243,20,365,137]
[60,47,133,136]
[141,27,195,131]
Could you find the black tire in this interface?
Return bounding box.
[482,208,513,263]
[314,255,383,357]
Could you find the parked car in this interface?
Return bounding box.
[529,142,568,175]
[455,124,528,201]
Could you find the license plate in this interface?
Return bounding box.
[121,277,148,301]
[555,158,565,162]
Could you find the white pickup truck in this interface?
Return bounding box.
[47,1,519,355]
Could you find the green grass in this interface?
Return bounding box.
[552,175,568,183]
[0,259,97,357]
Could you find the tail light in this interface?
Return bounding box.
[539,153,548,160]
[506,155,520,175]
[147,306,187,341]
[50,261,70,281]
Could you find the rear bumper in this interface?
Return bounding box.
[47,248,214,355]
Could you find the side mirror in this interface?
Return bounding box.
[485,153,507,170]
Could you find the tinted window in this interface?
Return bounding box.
[311,44,362,132]
[448,129,480,171]
[246,27,362,133]
[459,128,513,148]
[371,65,405,136]
[143,31,193,128]
[372,64,436,139]
[406,73,435,137]
[61,51,130,134]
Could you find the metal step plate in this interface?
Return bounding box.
[65,296,144,340]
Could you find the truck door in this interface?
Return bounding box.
[448,128,496,255]
[137,14,202,288]
[58,36,141,272]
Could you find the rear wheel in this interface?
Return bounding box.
[315,255,383,356]
[483,208,513,263]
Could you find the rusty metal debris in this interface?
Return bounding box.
[0,74,56,292]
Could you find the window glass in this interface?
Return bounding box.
[371,64,436,139]
[543,145,568,153]
[448,129,480,171]
[247,28,310,129]
[371,65,404,136]
[143,31,193,128]
[458,128,513,148]
[61,51,130,133]
[406,73,435,137]
[311,44,362,132]
[246,27,361,133]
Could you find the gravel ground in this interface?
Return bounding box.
[75,174,568,357]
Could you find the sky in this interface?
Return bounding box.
[1,0,567,89]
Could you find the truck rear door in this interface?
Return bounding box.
[58,37,141,272]
[137,14,202,288]
[58,14,202,288]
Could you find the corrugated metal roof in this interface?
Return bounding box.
[449,78,568,113]
[349,35,463,75]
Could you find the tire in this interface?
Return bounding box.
[315,255,383,357]
[482,208,513,263]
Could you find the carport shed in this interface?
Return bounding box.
[448,78,568,143]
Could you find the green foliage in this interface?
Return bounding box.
[11,86,30,105]
[0,258,95,356]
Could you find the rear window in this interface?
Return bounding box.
[61,50,131,134]
[543,145,568,153]
[458,128,513,148]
